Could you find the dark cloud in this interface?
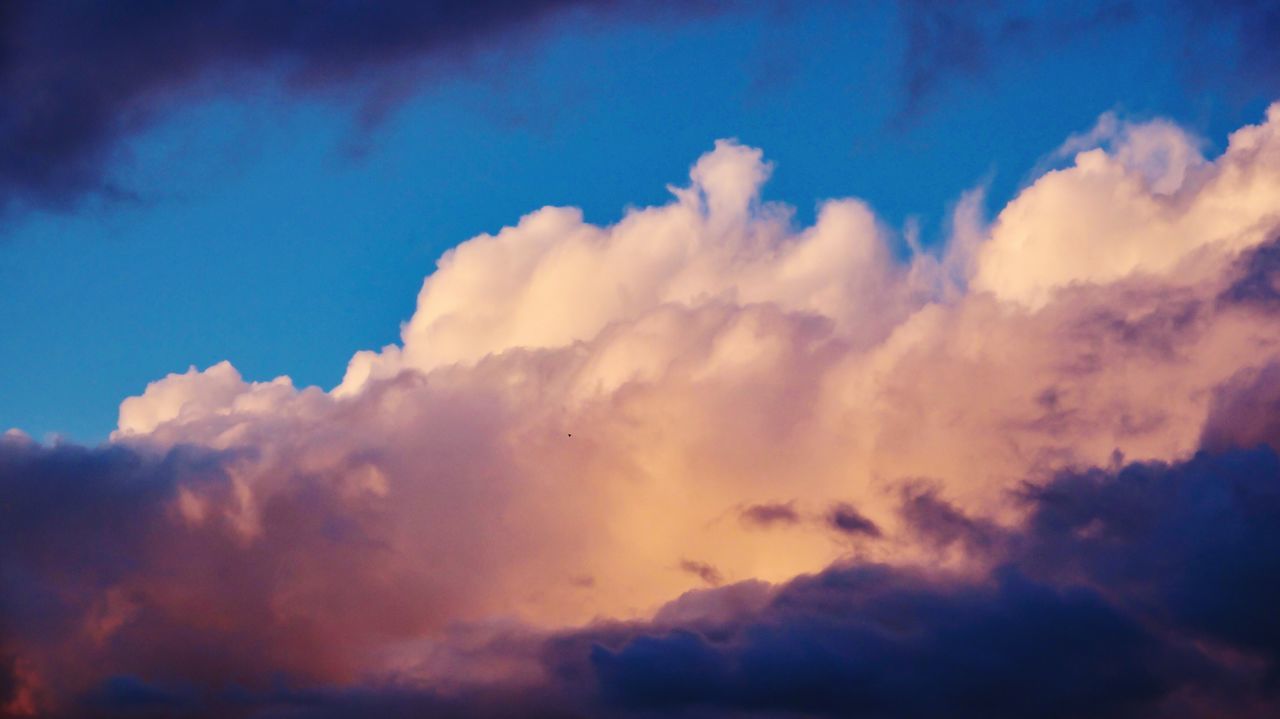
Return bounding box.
[895,0,1138,120]
[1200,361,1280,453]
[1065,286,1206,363]
[737,501,799,528]
[1019,448,1280,668]
[897,0,1013,117]
[592,569,1199,718]
[0,431,491,714]
[893,0,1280,123]
[826,502,880,537]
[6,0,1275,215]
[898,483,1000,551]
[8,417,1280,716]
[571,447,1280,718]
[0,652,18,712]
[74,679,587,719]
[0,0,712,215]
[1219,235,1280,311]
[82,676,202,717]
[678,559,724,586]
[1180,0,1280,91]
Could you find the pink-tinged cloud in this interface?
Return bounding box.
[8,105,1280,717]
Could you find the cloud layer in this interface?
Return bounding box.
[7,105,1280,716]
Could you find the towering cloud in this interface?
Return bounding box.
[7,105,1280,716]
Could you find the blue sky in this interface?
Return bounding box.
[0,1,1269,441]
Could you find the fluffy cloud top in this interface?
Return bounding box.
[8,105,1280,717]
[975,105,1280,307]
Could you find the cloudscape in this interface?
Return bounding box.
[5,2,1280,718]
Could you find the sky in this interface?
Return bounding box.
[5,1,1280,718]
[3,0,1271,441]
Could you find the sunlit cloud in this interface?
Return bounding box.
[7,103,1280,717]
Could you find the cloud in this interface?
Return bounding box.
[590,571,1196,718]
[21,446,1278,717]
[894,0,1280,120]
[0,0,715,215]
[1200,361,1280,453]
[1218,233,1280,311]
[825,502,881,537]
[335,138,905,390]
[738,501,800,528]
[114,103,1280,612]
[677,560,724,586]
[1017,449,1280,668]
[8,105,1280,715]
[9,1,1276,217]
[547,446,1280,718]
[972,105,1280,308]
[898,483,1000,552]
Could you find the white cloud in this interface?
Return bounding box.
[110,104,1280,644]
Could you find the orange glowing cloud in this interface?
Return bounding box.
[8,104,1280,716]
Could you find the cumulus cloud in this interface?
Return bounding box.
[974,105,1280,307]
[336,138,907,390]
[8,105,1280,715]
